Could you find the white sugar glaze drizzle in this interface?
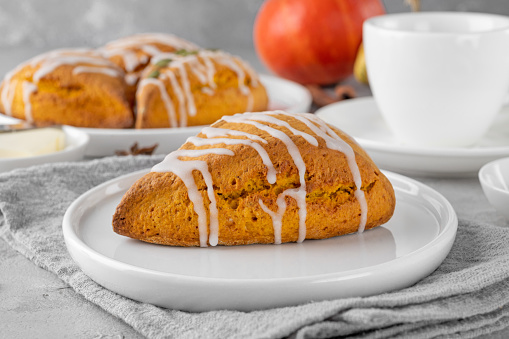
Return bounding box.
[125,73,139,86]
[188,136,277,184]
[138,78,177,127]
[201,87,215,96]
[177,64,196,117]
[1,77,17,116]
[21,81,37,122]
[289,113,368,232]
[151,111,367,246]
[222,113,315,244]
[122,53,140,72]
[73,66,122,78]
[152,148,235,247]
[200,126,268,144]
[187,58,209,84]
[33,56,115,82]
[141,45,162,57]
[201,55,217,90]
[223,112,319,146]
[0,49,123,121]
[165,70,187,126]
[136,50,261,127]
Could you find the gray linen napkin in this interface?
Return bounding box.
[1,155,509,339]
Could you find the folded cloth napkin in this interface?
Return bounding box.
[1,155,509,339]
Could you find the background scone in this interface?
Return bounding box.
[99,33,200,106]
[0,34,268,130]
[135,49,269,128]
[0,48,133,128]
[113,111,396,247]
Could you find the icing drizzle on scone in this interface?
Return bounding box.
[137,50,261,128]
[151,111,368,247]
[99,33,200,73]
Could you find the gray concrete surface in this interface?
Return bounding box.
[2,0,509,337]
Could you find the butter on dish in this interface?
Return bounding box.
[0,127,66,158]
[112,111,396,247]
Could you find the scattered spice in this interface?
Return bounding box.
[334,85,356,100]
[115,142,159,156]
[306,85,337,107]
[306,84,357,108]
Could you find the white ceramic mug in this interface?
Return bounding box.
[364,12,509,148]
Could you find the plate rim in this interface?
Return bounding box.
[315,96,509,157]
[62,168,458,284]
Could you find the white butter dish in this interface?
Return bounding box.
[0,125,89,172]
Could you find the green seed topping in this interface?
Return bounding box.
[174,49,198,56]
[154,58,172,68]
[147,70,160,79]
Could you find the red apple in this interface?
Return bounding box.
[254,0,385,85]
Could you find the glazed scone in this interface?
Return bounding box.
[0,48,133,128]
[99,33,200,105]
[135,49,269,128]
[113,111,396,247]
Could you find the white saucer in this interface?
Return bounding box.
[62,169,457,312]
[315,97,509,177]
[81,74,312,157]
[0,126,89,172]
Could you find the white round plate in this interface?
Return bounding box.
[80,74,312,157]
[0,126,89,172]
[315,97,509,177]
[62,169,457,312]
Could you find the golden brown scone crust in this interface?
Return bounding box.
[135,51,269,128]
[0,49,133,128]
[113,112,395,247]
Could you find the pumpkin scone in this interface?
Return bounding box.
[113,111,395,247]
[0,48,133,128]
[99,33,200,105]
[135,49,269,128]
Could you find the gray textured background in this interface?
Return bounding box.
[1,0,509,50]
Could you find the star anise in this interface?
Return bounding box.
[115,142,158,156]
